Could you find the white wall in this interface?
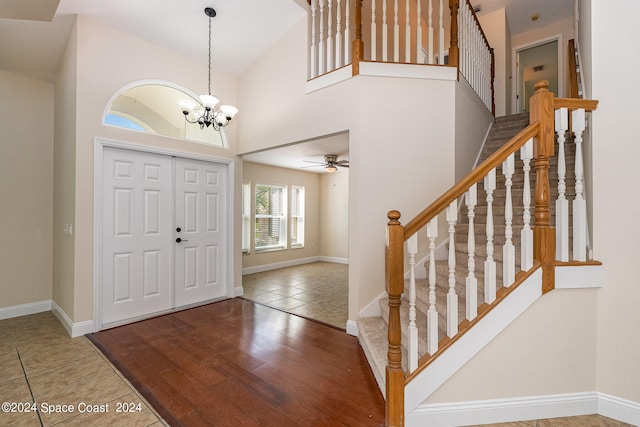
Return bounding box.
[319,170,349,260]
[591,0,640,404]
[455,77,494,180]
[242,162,321,269]
[0,71,54,309]
[238,17,459,321]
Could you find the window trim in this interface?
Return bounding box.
[254,182,288,252]
[290,185,305,249]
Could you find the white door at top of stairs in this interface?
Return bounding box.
[101,146,229,326]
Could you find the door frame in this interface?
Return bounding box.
[93,137,236,330]
[512,33,564,114]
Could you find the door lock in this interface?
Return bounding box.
[176,237,189,243]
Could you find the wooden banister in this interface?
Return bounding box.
[568,39,579,99]
[448,0,460,69]
[403,122,540,239]
[352,0,364,76]
[385,210,405,427]
[529,80,555,293]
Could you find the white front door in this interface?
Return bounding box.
[174,158,228,307]
[101,147,173,325]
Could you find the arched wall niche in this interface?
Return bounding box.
[103,79,227,147]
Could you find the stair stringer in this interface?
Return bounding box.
[404,268,543,419]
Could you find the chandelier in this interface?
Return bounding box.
[181,7,238,131]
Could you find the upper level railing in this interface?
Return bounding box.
[308,0,495,113]
[383,81,598,426]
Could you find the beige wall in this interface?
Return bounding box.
[591,0,640,403]
[319,170,349,259]
[242,162,321,269]
[478,8,509,117]
[426,290,597,403]
[67,17,240,322]
[0,71,54,309]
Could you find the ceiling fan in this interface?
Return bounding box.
[303,154,349,172]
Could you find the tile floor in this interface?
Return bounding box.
[0,311,165,426]
[242,261,349,329]
[0,310,635,426]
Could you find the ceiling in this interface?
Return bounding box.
[0,0,572,173]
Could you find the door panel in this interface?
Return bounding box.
[174,158,228,306]
[102,148,173,324]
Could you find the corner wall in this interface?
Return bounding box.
[0,71,54,311]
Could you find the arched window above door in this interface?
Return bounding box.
[104,81,226,147]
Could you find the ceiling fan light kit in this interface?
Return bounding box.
[303,154,349,173]
[181,7,238,131]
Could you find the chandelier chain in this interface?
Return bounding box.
[208,15,212,96]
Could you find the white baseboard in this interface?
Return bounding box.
[0,300,52,320]
[346,319,358,336]
[242,256,348,275]
[598,392,640,426]
[408,392,599,427]
[318,256,349,264]
[407,392,640,427]
[52,301,97,338]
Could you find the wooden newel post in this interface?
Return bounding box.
[529,80,555,293]
[352,0,364,76]
[386,210,405,427]
[448,0,460,69]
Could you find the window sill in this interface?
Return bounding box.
[255,246,287,254]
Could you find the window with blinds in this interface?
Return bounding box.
[255,183,287,251]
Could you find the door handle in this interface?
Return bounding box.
[176,237,189,243]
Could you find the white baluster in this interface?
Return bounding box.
[371,0,377,60]
[427,0,433,64]
[555,107,569,261]
[327,0,334,71]
[344,0,350,65]
[416,0,424,63]
[572,108,588,261]
[520,138,534,271]
[310,0,318,78]
[466,184,478,321]
[394,0,400,62]
[503,153,515,286]
[336,0,342,68]
[405,0,411,62]
[426,217,439,355]
[446,201,458,337]
[319,0,325,74]
[382,0,388,61]
[484,169,497,303]
[407,233,418,372]
[438,0,444,64]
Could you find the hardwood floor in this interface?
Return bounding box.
[88,298,385,426]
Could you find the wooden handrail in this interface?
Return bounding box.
[554,98,598,111]
[402,122,540,239]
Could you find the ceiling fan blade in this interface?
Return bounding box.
[336,160,349,165]
[338,164,349,168]
[301,164,324,168]
[303,160,326,165]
